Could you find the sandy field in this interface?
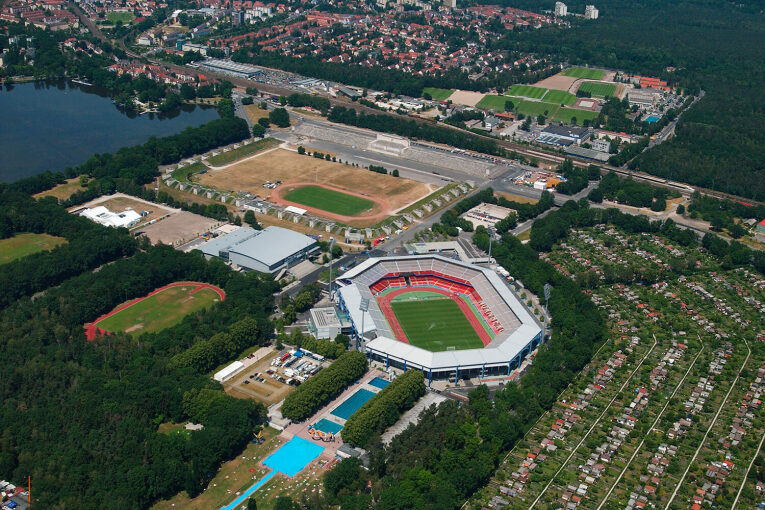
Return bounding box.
[139,211,222,246]
[533,74,579,92]
[224,351,295,406]
[497,192,539,204]
[198,149,431,213]
[449,90,487,107]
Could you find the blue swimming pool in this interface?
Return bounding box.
[644,115,660,123]
[331,388,375,420]
[220,470,276,510]
[314,418,343,434]
[369,376,390,389]
[263,436,325,477]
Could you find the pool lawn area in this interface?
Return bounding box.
[331,388,376,420]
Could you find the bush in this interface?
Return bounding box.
[269,107,290,128]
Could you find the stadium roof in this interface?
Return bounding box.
[230,226,316,266]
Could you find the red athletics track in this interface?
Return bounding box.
[84,282,225,341]
[375,286,492,347]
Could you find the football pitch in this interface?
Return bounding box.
[577,81,617,97]
[476,94,512,111]
[542,89,577,105]
[0,233,67,265]
[283,185,376,216]
[423,87,454,100]
[391,298,484,351]
[553,107,599,125]
[507,84,548,99]
[516,100,560,118]
[96,284,222,336]
[563,67,605,80]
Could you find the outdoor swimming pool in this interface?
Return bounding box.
[314,418,343,434]
[369,376,391,389]
[644,115,660,123]
[331,388,375,420]
[264,436,325,477]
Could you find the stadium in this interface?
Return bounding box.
[336,255,542,384]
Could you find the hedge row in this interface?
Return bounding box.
[300,336,346,359]
[341,369,425,447]
[281,351,368,421]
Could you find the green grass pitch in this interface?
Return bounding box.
[507,84,548,99]
[283,185,375,216]
[553,107,599,125]
[391,297,484,351]
[97,285,221,335]
[106,11,134,23]
[516,100,560,118]
[476,94,512,111]
[577,81,617,97]
[562,67,605,80]
[542,89,577,105]
[0,233,67,265]
[423,87,454,101]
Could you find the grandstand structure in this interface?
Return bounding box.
[336,255,542,384]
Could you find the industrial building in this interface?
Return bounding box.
[200,226,319,274]
[308,307,352,339]
[198,58,261,79]
[460,203,517,230]
[79,206,142,228]
[537,124,591,146]
[554,1,567,16]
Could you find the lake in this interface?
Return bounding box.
[0,80,219,183]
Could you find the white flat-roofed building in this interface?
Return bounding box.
[309,307,344,339]
[214,361,244,382]
[79,206,141,228]
[461,202,517,230]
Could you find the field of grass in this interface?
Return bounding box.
[507,84,548,99]
[33,178,85,201]
[563,67,605,80]
[106,11,134,23]
[0,233,67,265]
[577,81,617,97]
[283,185,375,216]
[476,94,512,111]
[423,87,454,100]
[171,161,208,182]
[553,107,600,125]
[391,297,484,351]
[542,89,577,105]
[97,284,222,335]
[516,100,560,118]
[206,138,279,167]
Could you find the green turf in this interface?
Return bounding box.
[390,296,484,351]
[206,138,279,166]
[171,161,208,182]
[106,11,134,23]
[516,100,560,118]
[577,81,617,97]
[542,89,577,106]
[283,185,375,216]
[562,67,605,80]
[0,233,67,265]
[507,84,548,99]
[476,94,512,111]
[96,285,222,336]
[553,107,600,125]
[423,87,454,101]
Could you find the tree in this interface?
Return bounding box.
[257,117,270,128]
[278,95,287,106]
[234,215,242,226]
[537,114,546,125]
[247,497,258,510]
[217,98,235,118]
[244,210,258,228]
[251,123,266,138]
[297,145,306,155]
[392,169,399,177]
[269,107,290,128]
[504,100,514,112]
[677,204,685,215]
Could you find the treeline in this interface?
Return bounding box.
[297,335,348,359]
[687,192,765,237]
[327,106,506,157]
[555,160,601,195]
[609,136,649,167]
[9,116,249,195]
[590,171,680,210]
[281,351,368,421]
[341,370,425,447]
[702,232,765,274]
[286,93,331,115]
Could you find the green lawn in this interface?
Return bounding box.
[476,94,512,111]
[106,11,134,23]
[516,100,560,118]
[0,233,67,265]
[542,89,577,105]
[283,185,375,216]
[562,67,605,80]
[423,87,454,101]
[507,84,548,99]
[391,296,484,351]
[553,107,600,125]
[577,81,617,97]
[206,137,279,167]
[96,285,222,335]
[172,161,208,182]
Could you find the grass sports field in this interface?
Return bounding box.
[96,284,222,336]
[563,67,605,80]
[391,297,484,351]
[516,100,560,118]
[283,185,375,216]
[507,84,548,99]
[206,138,278,167]
[106,11,134,23]
[0,233,67,265]
[423,87,454,100]
[172,161,207,182]
[577,81,617,97]
[553,107,599,125]
[476,94,511,111]
[542,89,577,105]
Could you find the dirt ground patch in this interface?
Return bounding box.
[244,104,270,123]
[533,73,579,92]
[140,211,222,246]
[223,351,294,406]
[449,90,487,107]
[497,191,539,204]
[198,148,430,213]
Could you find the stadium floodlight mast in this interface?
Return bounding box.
[358,297,370,351]
[487,225,495,269]
[328,237,336,300]
[543,283,551,340]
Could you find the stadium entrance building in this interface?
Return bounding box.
[336,255,543,384]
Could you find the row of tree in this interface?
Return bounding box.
[341,370,425,447]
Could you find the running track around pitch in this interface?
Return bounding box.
[375,286,492,348]
[84,282,225,341]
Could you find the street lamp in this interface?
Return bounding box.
[328,237,336,301]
